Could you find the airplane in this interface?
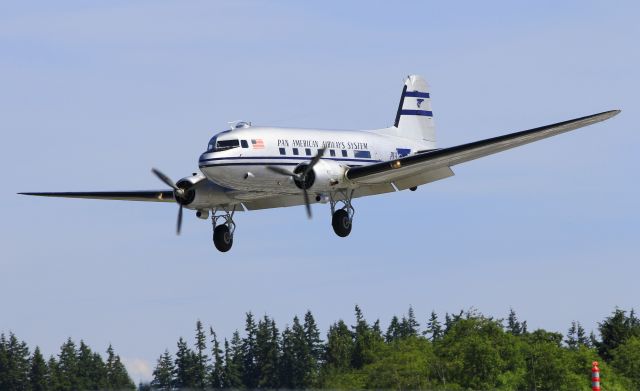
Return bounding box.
[20,75,620,252]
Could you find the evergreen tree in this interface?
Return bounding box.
[208,328,225,389]
[223,332,243,388]
[151,349,175,390]
[589,331,599,348]
[241,312,259,388]
[279,325,295,388]
[611,336,640,389]
[576,322,589,347]
[292,315,313,387]
[597,307,640,360]
[424,311,443,341]
[565,321,578,349]
[324,320,353,371]
[46,356,59,391]
[372,319,383,337]
[277,316,309,388]
[385,316,401,343]
[57,338,79,390]
[194,320,209,388]
[174,337,197,389]
[506,308,525,336]
[255,316,279,388]
[105,344,135,390]
[303,310,322,385]
[0,333,30,391]
[0,334,6,390]
[350,305,383,369]
[29,346,49,391]
[77,340,107,390]
[399,306,420,337]
[444,312,453,334]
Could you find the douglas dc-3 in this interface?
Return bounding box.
[21,75,620,252]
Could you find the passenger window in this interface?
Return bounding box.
[354,150,371,159]
[305,148,311,156]
[329,149,336,157]
[292,148,299,156]
[241,140,249,148]
[279,147,286,155]
[342,150,348,157]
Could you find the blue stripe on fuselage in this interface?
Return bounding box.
[198,155,382,164]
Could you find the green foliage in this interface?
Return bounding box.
[224,331,243,388]
[323,319,353,372]
[105,344,135,390]
[7,306,640,391]
[255,316,279,388]
[362,336,435,389]
[611,336,640,389]
[0,334,132,391]
[208,328,224,389]
[506,308,527,336]
[424,310,443,341]
[241,312,258,388]
[596,308,640,361]
[151,349,175,390]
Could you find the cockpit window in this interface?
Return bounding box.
[208,136,240,152]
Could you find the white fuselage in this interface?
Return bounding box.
[198,126,433,197]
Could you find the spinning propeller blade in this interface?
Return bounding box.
[266,166,296,177]
[152,168,178,191]
[151,168,184,235]
[267,149,325,219]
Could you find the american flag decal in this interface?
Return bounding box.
[251,139,264,149]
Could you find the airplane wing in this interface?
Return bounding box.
[346,110,620,188]
[18,190,175,202]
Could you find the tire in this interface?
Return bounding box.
[332,209,352,237]
[213,224,233,252]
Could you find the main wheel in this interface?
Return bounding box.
[332,209,352,237]
[213,224,233,252]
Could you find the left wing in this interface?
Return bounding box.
[18,190,175,202]
[347,110,620,186]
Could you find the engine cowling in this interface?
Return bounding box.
[175,174,232,209]
[293,160,347,191]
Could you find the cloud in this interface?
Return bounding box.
[122,357,153,384]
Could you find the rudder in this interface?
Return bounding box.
[392,75,436,144]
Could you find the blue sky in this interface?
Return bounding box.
[1,1,638,383]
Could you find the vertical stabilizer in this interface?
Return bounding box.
[392,75,436,144]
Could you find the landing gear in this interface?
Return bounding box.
[211,207,236,252]
[332,209,352,237]
[330,189,355,237]
[213,225,233,252]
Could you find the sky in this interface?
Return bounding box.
[1,0,638,384]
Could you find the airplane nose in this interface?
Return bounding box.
[199,151,212,164]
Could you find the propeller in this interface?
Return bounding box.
[151,168,186,235]
[267,148,325,219]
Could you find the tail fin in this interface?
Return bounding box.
[391,75,436,144]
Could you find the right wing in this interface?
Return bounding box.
[18,190,175,202]
[347,110,620,187]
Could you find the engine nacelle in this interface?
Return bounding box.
[175,173,232,210]
[294,160,347,191]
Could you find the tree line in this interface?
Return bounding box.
[3,306,639,390]
[0,335,134,390]
[147,306,640,391]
